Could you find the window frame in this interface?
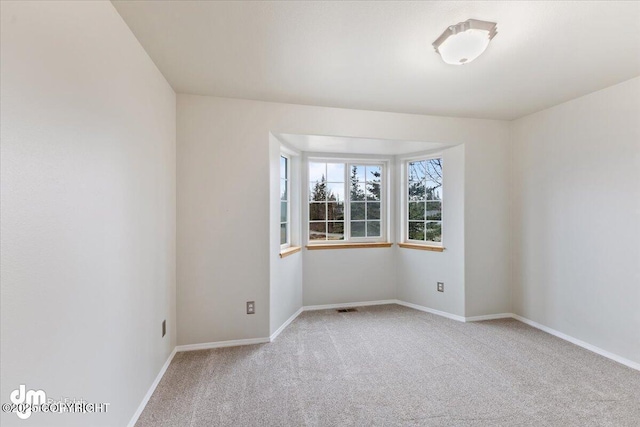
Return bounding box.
[402,154,444,247]
[305,157,389,245]
[280,153,291,250]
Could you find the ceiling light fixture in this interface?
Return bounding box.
[433,19,497,65]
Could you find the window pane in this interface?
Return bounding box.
[309,182,327,201]
[309,162,326,183]
[426,221,442,242]
[327,222,344,240]
[280,156,287,180]
[408,160,427,182]
[367,221,381,237]
[326,163,345,182]
[281,202,288,223]
[280,224,287,245]
[432,186,443,200]
[408,202,425,221]
[366,183,381,201]
[327,183,345,202]
[280,179,287,201]
[351,221,366,237]
[425,159,442,184]
[408,221,425,241]
[351,202,365,220]
[309,222,326,241]
[350,165,366,183]
[367,202,380,220]
[309,202,326,221]
[366,165,381,182]
[425,181,442,200]
[426,201,442,220]
[408,181,426,201]
[350,182,366,201]
[327,202,344,221]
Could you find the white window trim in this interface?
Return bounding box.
[305,156,390,245]
[401,153,444,247]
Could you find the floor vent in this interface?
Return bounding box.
[337,308,358,313]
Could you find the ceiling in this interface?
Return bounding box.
[112,1,640,120]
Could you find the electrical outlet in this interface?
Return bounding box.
[437,282,444,292]
[246,301,255,314]
[162,320,166,337]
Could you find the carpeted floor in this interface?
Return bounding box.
[136,304,640,426]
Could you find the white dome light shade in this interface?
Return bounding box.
[438,29,490,65]
[433,19,497,65]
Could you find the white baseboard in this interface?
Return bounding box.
[465,313,513,322]
[511,314,640,372]
[270,307,303,341]
[127,347,177,427]
[395,302,511,323]
[395,300,466,322]
[175,337,270,352]
[303,299,397,311]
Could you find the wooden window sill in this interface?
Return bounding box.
[306,242,393,250]
[279,246,302,258]
[397,243,445,252]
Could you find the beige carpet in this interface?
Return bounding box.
[136,304,640,426]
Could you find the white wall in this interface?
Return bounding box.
[0,2,176,426]
[511,77,640,365]
[177,94,510,345]
[303,248,396,306]
[177,97,271,345]
[270,250,303,333]
[464,133,512,317]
